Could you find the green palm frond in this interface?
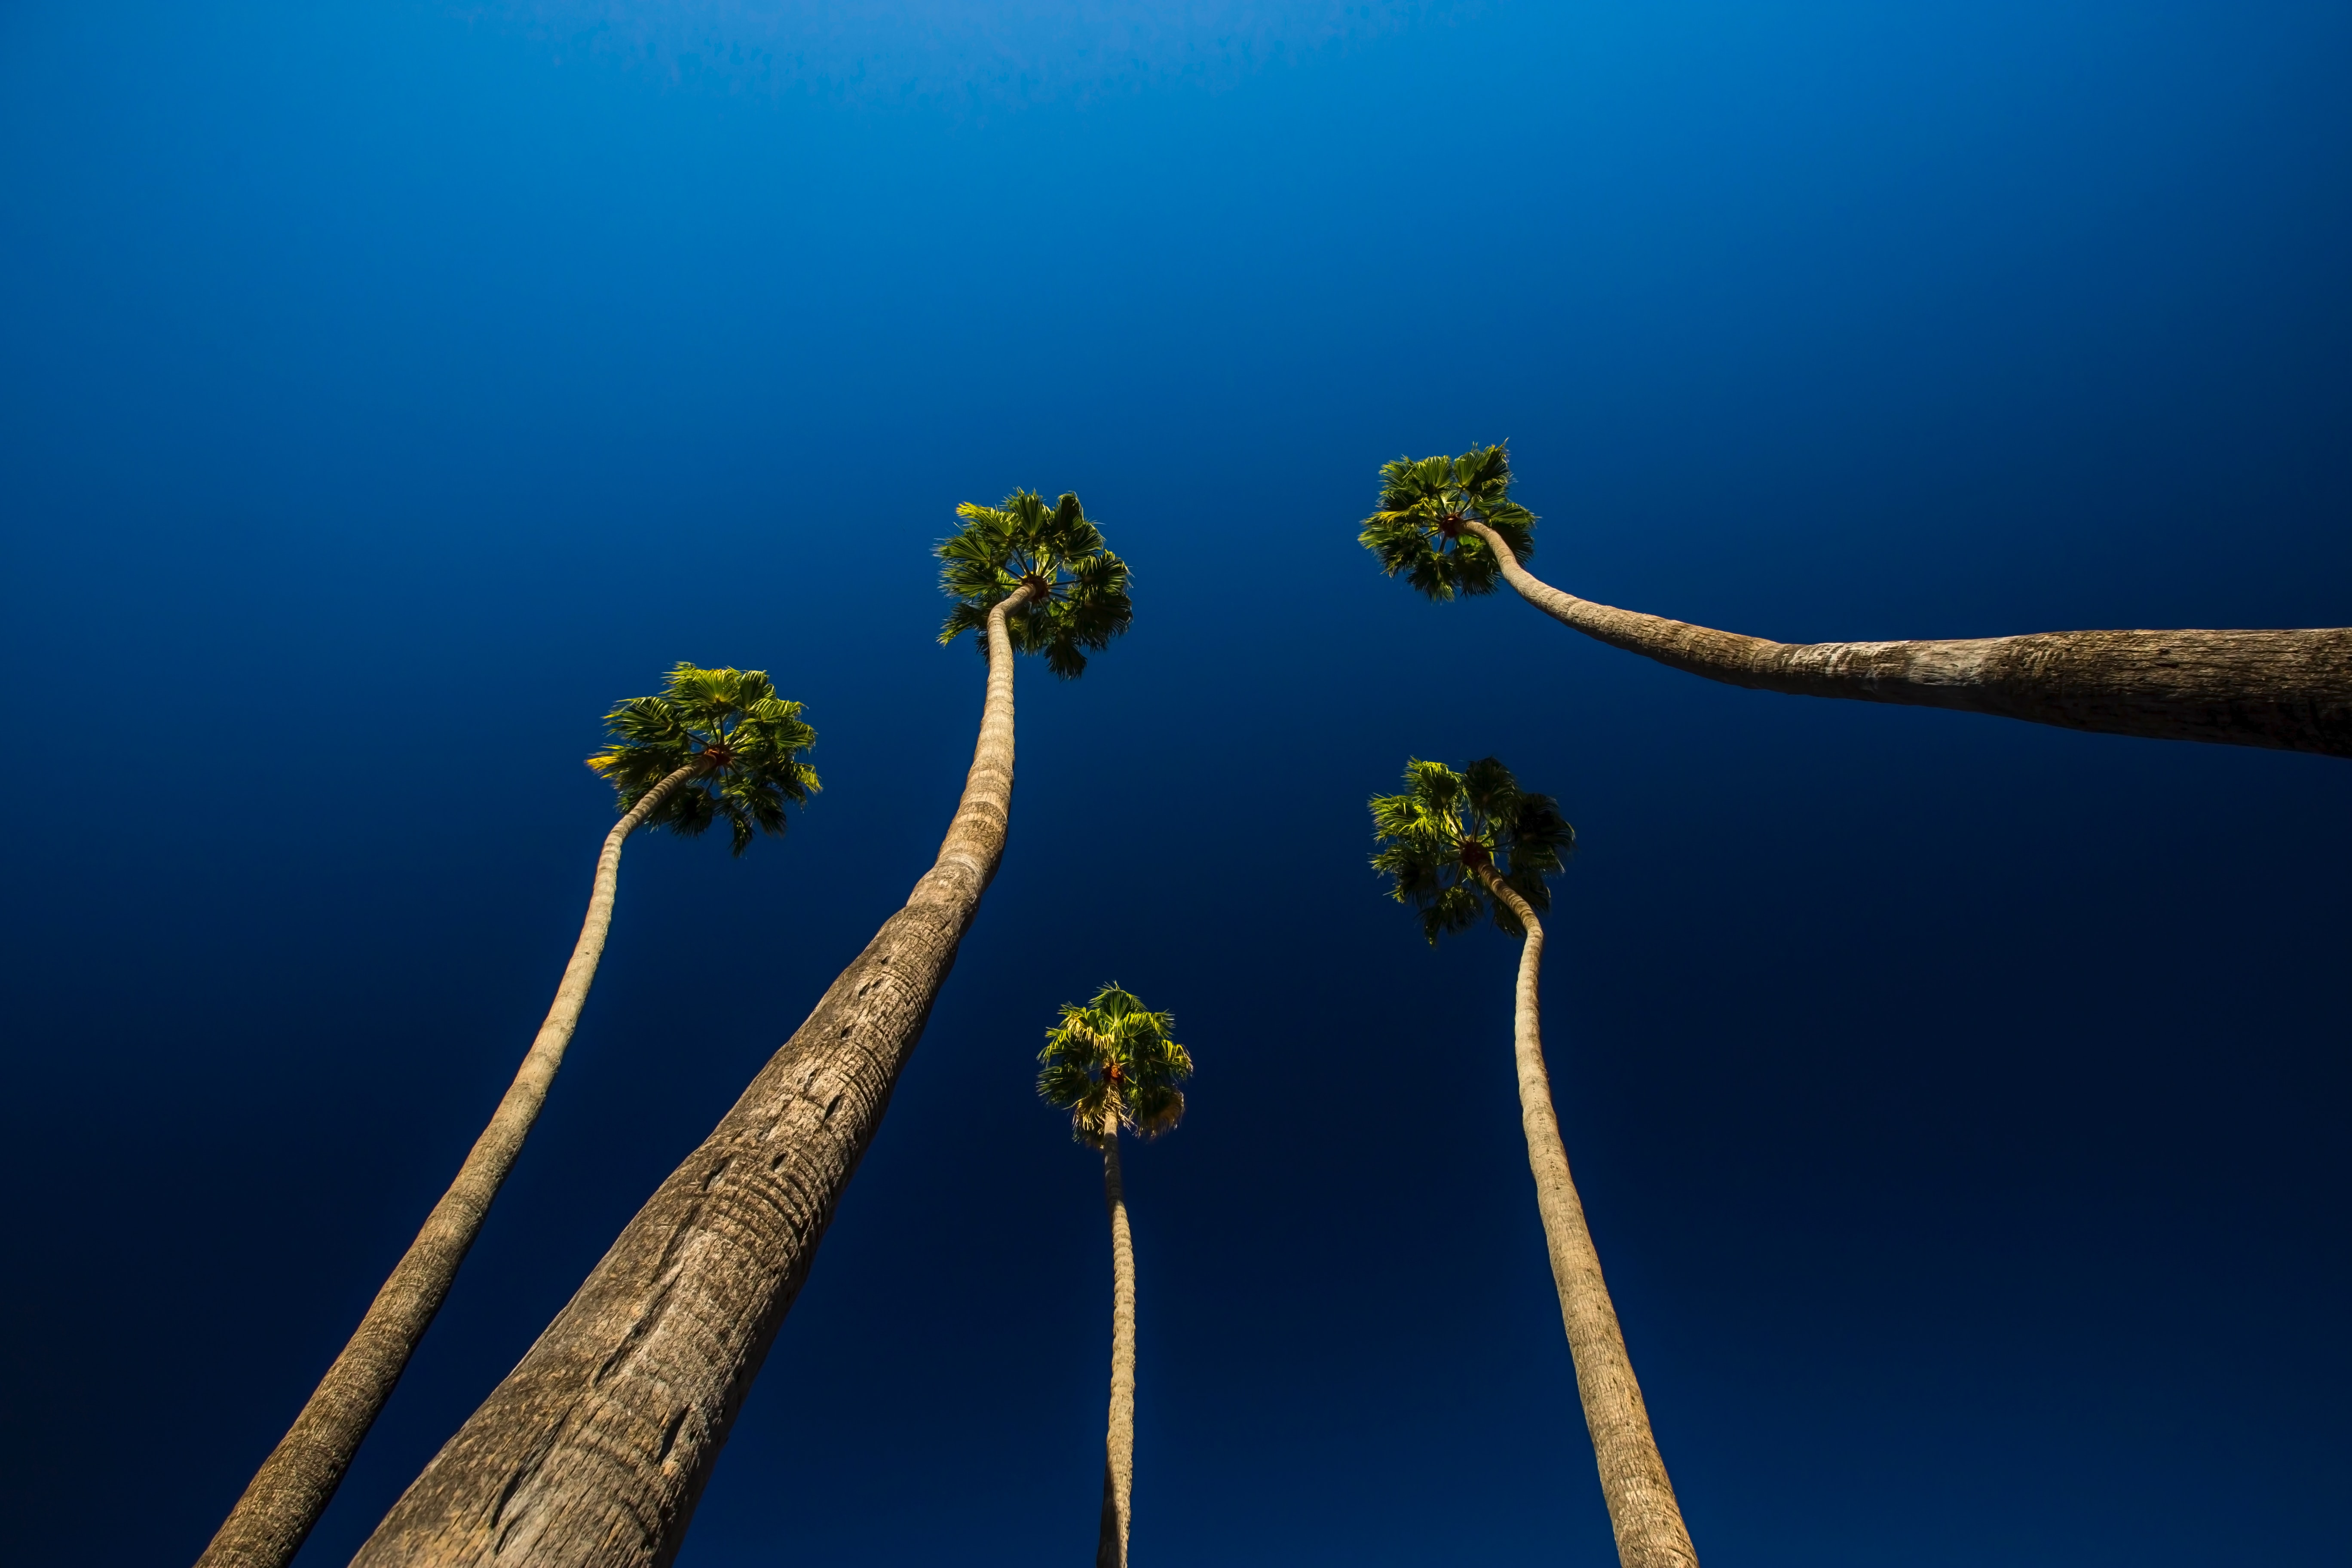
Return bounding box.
[937,489,1134,679]
[585,662,820,855]
[1369,755,1574,943]
[1038,983,1193,1146]
[1358,443,1537,601]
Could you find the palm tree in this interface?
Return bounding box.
[1371,758,1697,1568]
[349,493,1131,1568]
[197,665,815,1568]
[1038,984,1193,1568]
[1361,446,2352,758]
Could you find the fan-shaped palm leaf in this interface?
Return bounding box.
[1039,983,1192,1145]
[1369,756,1573,942]
[938,489,1134,678]
[1358,443,1537,601]
[585,662,819,855]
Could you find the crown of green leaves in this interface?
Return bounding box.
[1358,443,1537,601]
[585,663,818,855]
[1038,983,1193,1147]
[937,489,1134,678]
[1370,756,1574,943]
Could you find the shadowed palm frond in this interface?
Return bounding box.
[1358,443,1537,602]
[585,662,820,854]
[1038,983,1193,1146]
[1369,755,1574,942]
[937,489,1134,679]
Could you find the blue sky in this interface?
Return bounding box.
[2,3,2347,1564]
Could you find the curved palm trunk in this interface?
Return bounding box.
[198,763,700,1568]
[349,586,1038,1568]
[1476,867,1698,1568]
[1461,519,2352,758]
[1096,1128,1137,1568]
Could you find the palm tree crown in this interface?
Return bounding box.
[585,663,819,855]
[938,489,1134,677]
[1359,443,1538,600]
[1039,984,1192,1145]
[1370,756,1575,943]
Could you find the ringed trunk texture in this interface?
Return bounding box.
[349,587,1037,1568]
[1477,867,1698,1568]
[1461,519,2352,758]
[1096,1129,1137,1568]
[197,763,699,1568]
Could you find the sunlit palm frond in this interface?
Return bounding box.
[1369,754,1573,942]
[1038,982,1193,1145]
[937,490,1133,678]
[585,662,819,854]
[1357,443,1537,602]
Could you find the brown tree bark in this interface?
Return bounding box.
[1461,518,2352,758]
[198,763,701,1568]
[348,586,1037,1568]
[1096,1124,1137,1568]
[1476,866,1698,1568]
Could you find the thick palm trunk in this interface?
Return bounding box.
[1096,1129,1137,1568]
[1461,519,2352,758]
[349,587,1037,1568]
[199,763,700,1568]
[1476,867,1698,1568]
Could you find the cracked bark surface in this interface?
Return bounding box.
[1462,519,2352,758]
[1478,867,1698,1568]
[349,588,1035,1568]
[198,762,698,1568]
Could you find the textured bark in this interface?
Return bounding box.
[1095,1128,1137,1568]
[1477,867,1698,1568]
[199,764,700,1568]
[1461,519,2352,758]
[349,586,1036,1568]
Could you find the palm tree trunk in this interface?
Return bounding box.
[197,763,701,1568]
[1476,866,1698,1568]
[349,586,1039,1568]
[1461,518,2352,757]
[1096,1127,1137,1568]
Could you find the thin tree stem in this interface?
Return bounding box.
[349,586,1038,1568]
[1476,866,1698,1568]
[1460,518,2352,757]
[1098,1127,1137,1568]
[196,763,700,1568]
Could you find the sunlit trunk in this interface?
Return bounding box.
[1462,518,2352,757]
[197,763,700,1568]
[1476,865,1698,1568]
[349,586,1037,1568]
[1096,1122,1137,1568]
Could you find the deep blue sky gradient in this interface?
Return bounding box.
[2,3,2348,1564]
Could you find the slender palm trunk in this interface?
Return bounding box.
[1476,867,1697,1568]
[1461,518,2352,757]
[349,586,1038,1568]
[1096,1125,1138,1568]
[198,763,700,1568]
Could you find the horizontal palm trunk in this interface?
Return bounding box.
[1096,1128,1137,1568]
[349,586,1036,1568]
[198,763,700,1568]
[1478,867,1697,1568]
[1462,519,2352,757]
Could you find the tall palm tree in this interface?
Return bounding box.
[349,493,1131,1568]
[1361,446,2352,757]
[1372,758,1697,1568]
[197,665,815,1568]
[1038,984,1193,1568]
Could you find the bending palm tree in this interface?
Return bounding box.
[1372,759,1697,1568]
[1038,984,1193,1568]
[1362,446,2352,757]
[351,492,1131,1568]
[198,665,815,1568]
